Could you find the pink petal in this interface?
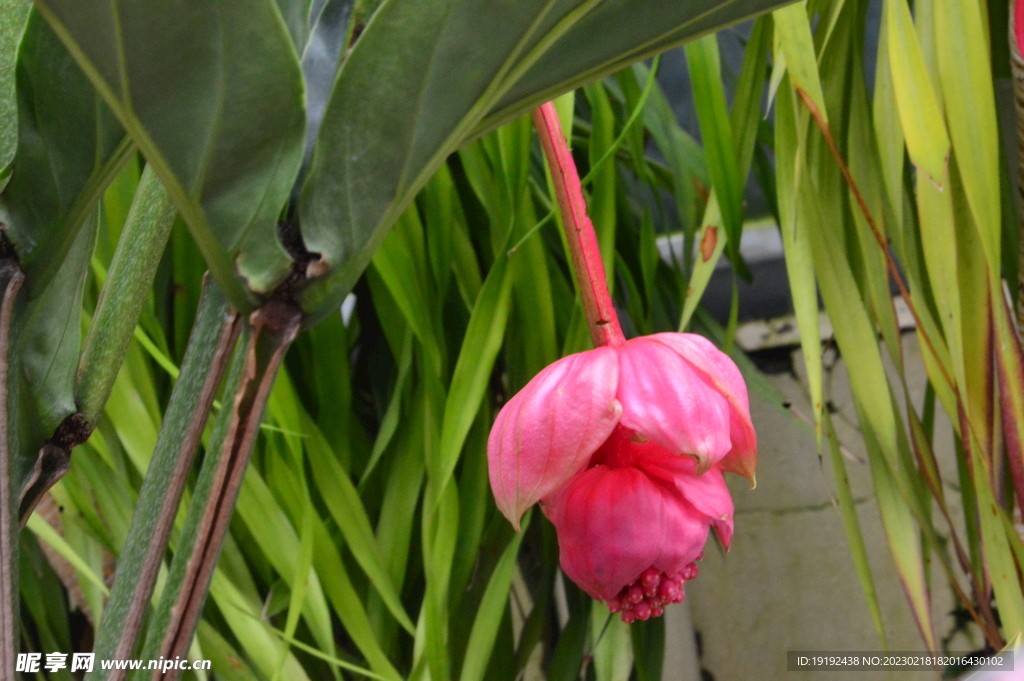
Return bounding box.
[615,337,731,473]
[647,333,757,483]
[545,466,709,601]
[639,452,735,550]
[487,347,621,530]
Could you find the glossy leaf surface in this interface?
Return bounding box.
[0,12,126,476]
[298,0,791,320]
[36,0,306,306]
[0,0,29,174]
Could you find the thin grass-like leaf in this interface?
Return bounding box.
[773,2,827,123]
[432,249,514,505]
[686,35,747,278]
[824,414,888,649]
[883,0,950,187]
[773,82,824,443]
[459,512,530,681]
[996,291,1024,520]
[679,16,769,329]
[302,411,416,634]
[273,501,318,681]
[962,413,1024,641]
[26,514,108,596]
[792,74,938,647]
[207,570,312,681]
[934,0,1001,267]
[591,607,632,681]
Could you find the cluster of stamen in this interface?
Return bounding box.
[605,559,701,623]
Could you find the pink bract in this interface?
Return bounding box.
[487,347,621,530]
[544,464,711,601]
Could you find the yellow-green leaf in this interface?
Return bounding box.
[773,1,827,124]
[934,0,1001,275]
[884,0,950,186]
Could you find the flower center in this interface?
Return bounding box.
[605,557,702,623]
[590,424,661,469]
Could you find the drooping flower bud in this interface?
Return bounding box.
[488,101,757,622]
[487,333,755,621]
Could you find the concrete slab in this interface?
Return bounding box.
[672,333,975,681]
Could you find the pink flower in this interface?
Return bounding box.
[511,102,756,622]
[487,332,756,622]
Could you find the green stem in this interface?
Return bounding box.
[75,164,177,426]
[532,102,625,348]
[0,259,24,677]
[87,278,240,681]
[139,300,301,678]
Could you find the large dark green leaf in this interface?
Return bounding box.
[0,11,125,278]
[0,0,29,175]
[297,0,790,321]
[0,12,126,477]
[478,0,786,132]
[276,0,314,51]
[14,215,96,488]
[35,0,306,307]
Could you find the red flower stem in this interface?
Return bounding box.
[532,102,626,348]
